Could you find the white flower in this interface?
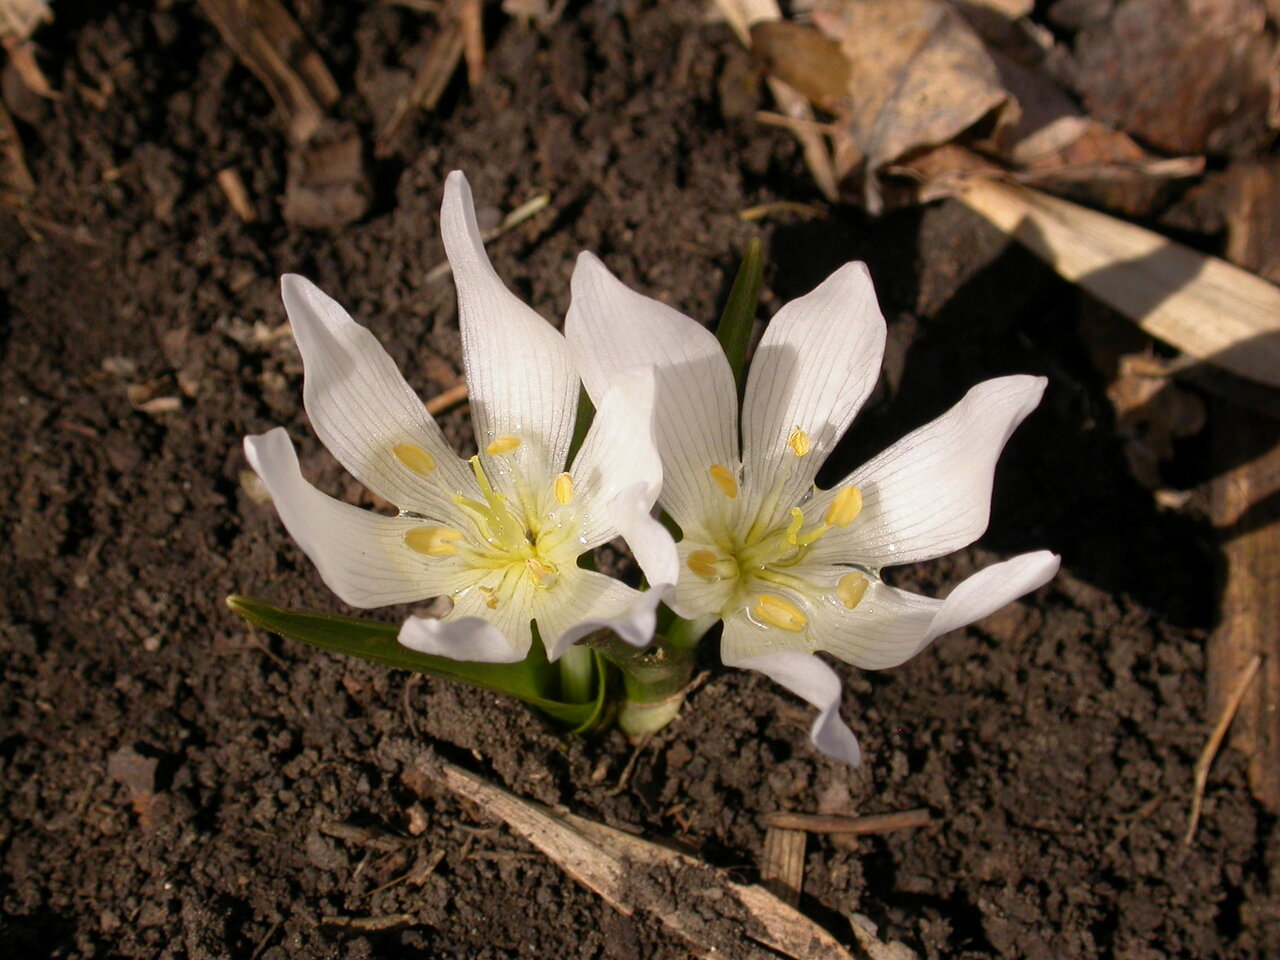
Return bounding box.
[243,172,677,665]
[566,253,1059,764]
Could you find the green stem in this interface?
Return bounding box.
[587,632,698,739]
[557,643,596,704]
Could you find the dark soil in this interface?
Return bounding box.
[2,2,1276,958]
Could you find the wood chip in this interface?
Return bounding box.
[196,0,339,142]
[760,826,806,906]
[216,167,256,222]
[956,178,1280,389]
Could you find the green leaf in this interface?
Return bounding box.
[226,596,604,729]
[715,237,763,390]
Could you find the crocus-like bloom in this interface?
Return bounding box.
[244,172,676,664]
[566,254,1060,764]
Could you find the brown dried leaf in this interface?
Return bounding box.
[814,0,1013,210]
[749,20,851,110]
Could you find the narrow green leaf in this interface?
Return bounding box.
[715,237,763,389]
[226,596,599,728]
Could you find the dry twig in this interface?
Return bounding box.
[417,757,863,959]
[1186,655,1262,845]
[761,808,933,836]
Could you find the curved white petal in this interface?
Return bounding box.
[398,611,528,664]
[741,262,887,527]
[398,568,535,663]
[442,171,578,478]
[727,640,863,767]
[571,366,678,594]
[807,551,1061,670]
[673,538,737,619]
[807,375,1048,570]
[566,252,739,533]
[245,428,464,608]
[282,274,471,517]
[538,569,666,661]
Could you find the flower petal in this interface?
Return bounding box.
[282,274,472,517]
[726,637,863,767]
[245,428,462,608]
[807,375,1048,570]
[441,171,578,477]
[538,569,666,661]
[398,604,529,664]
[566,252,739,534]
[740,262,886,526]
[807,551,1061,669]
[570,366,678,596]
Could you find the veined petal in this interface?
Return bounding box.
[807,376,1048,570]
[806,551,1061,670]
[673,538,737,619]
[245,428,465,608]
[566,252,739,534]
[727,640,863,767]
[441,171,578,478]
[399,567,536,663]
[570,366,678,594]
[538,568,666,661]
[741,263,886,526]
[282,275,471,517]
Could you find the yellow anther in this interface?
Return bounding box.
[687,550,720,580]
[478,586,499,610]
[486,434,521,456]
[553,472,573,505]
[752,593,809,633]
[709,464,738,499]
[825,486,863,529]
[787,427,811,458]
[393,442,436,477]
[835,572,869,611]
[405,525,463,557]
[525,557,559,587]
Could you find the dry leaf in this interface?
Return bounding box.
[813,0,1014,211]
[749,20,850,110]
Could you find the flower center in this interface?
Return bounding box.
[395,435,581,603]
[689,428,868,630]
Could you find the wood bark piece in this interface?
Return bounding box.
[196,0,339,143]
[1209,407,1280,814]
[424,758,859,960]
[760,826,806,906]
[956,178,1280,389]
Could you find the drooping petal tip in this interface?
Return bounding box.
[733,649,863,767]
